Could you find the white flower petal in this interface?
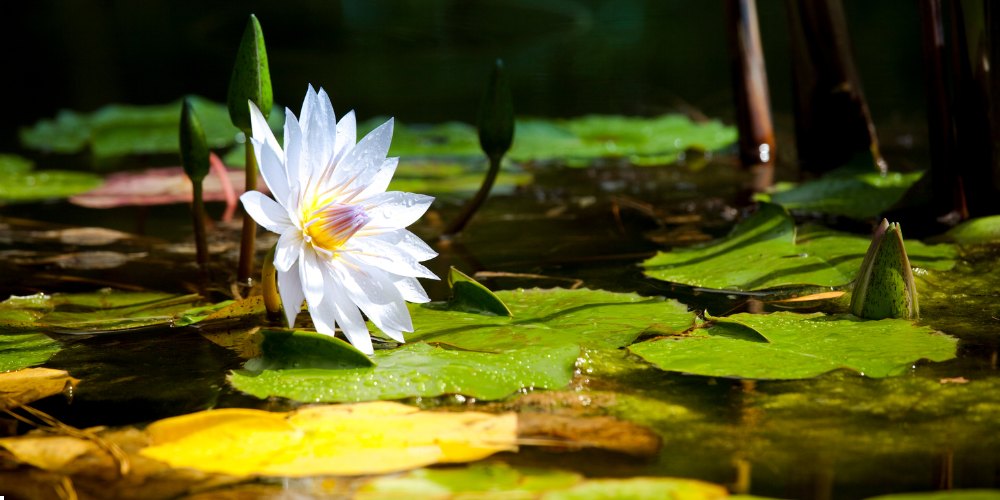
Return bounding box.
[331,118,393,191]
[325,278,375,354]
[356,157,399,200]
[333,110,357,166]
[298,84,318,134]
[361,191,435,230]
[274,230,301,272]
[249,101,281,153]
[333,259,413,334]
[283,108,305,198]
[308,292,338,337]
[303,88,337,182]
[347,237,438,279]
[251,137,290,205]
[363,229,437,261]
[391,275,431,304]
[299,248,327,308]
[240,191,292,234]
[277,263,305,328]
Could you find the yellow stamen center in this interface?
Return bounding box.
[302,201,370,254]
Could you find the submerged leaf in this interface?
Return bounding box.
[629,311,957,380]
[140,402,517,476]
[642,203,956,291]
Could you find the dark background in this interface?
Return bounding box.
[2,0,925,160]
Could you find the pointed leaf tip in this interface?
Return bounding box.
[179,97,210,183]
[227,14,273,131]
[447,267,513,317]
[477,58,514,160]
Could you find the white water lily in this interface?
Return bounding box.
[239,86,439,355]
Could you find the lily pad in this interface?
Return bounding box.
[19,97,282,164]
[357,463,728,499]
[358,114,735,167]
[230,288,695,402]
[642,203,957,291]
[756,165,924,219]
[0,290,207,334]
[938,215,1000,246]
[629,311,957,380]
[0,334,61,373]
[0,154,103,204]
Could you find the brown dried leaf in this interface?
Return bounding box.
[0,368,77,411]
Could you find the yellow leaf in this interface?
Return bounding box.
[0,435,94,471]
[0,367,78,411]
[140,401,517,477]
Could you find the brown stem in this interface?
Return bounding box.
[237,141,258,285]
[725,0,775,192]
[441,154,502,238]
[261,244,283,323]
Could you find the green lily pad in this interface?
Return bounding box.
[0,154,103,204]
[629,311,957,380]
[387,159,531,198]
[229,288,695,402]
[19,97,282,164]
[0,290,206,334]
[642,203,957,291]
[937,215,1000,245]
[0,333,61,372]
[756,165,924,220]
[447,267,513,317]
[359,114,735,167]
[357,463,728,499]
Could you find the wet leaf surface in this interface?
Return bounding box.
[642,203,957,291]
[757,165,924,219]
[629,312,957,380]
[0,155,103,204]
[0,333,61,372]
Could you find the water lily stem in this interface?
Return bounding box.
[191,181,208,268]
[237,140,258,285]
[261,244,282,322]
[442,153,502,237]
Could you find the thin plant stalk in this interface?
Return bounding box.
[191,182,208,267]
[442,154,502,237]
[261,243,283,323]
[237,144,258,284]
[725,0,775,193]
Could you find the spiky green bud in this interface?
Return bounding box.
[850,219,919,320]
[227,14,272,131]
[179,98,210,183]
[477,59,514,160]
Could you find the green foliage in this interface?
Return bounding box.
[850,220,918,320]
[20,97,251,163]
[446,267,512,317]
[227,14,272,130]
[0,154,102,204]
[229,288,695,402]
[629,311,957,380]
[642,203,956,291]
[0,290,205,334]
[757,164,924,219]
[939,215,1000,245]
[0,334,60,373]
[179,97,210,183]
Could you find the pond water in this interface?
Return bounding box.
[3,2,1000,499]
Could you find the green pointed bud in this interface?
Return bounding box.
[477,58,514,160]
[179,98,210,183]
[227,14,272,131]
[850,219,919,320]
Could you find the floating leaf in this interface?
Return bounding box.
[69,164,246,209]
[0,333,61,372]
[139,402,517,476]
[357,463,728,499]
[359,114,735,167]
[629,311,957,380]
[0,290,206,334]
[0,367,77,410]
[230,288,695,402]
[642,203,957,291]
[0,154,103,204]
[756,165,924,219]
[938,215,1000,246]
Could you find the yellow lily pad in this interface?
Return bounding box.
[140,401,517,477]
